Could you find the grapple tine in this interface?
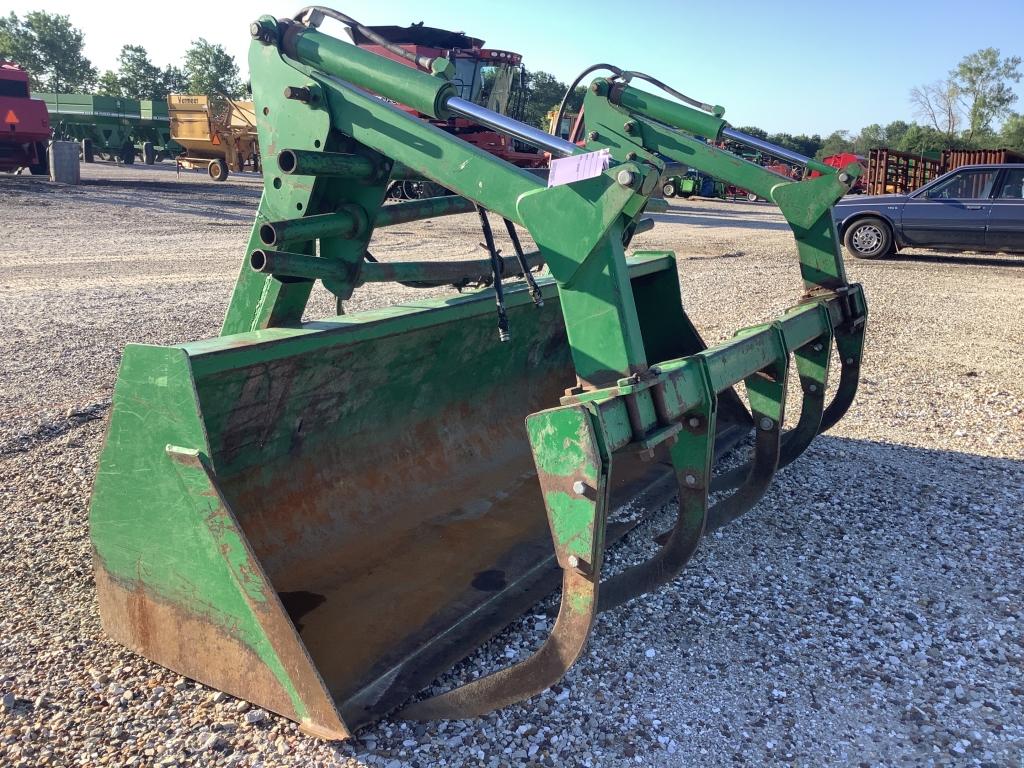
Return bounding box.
[705,324,789,532]
[397,569,597,721]
[399,403,610,720]
[820,314,867,433]
[596,360,716,614]
[711,307,834,494]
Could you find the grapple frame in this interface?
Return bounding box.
[90,11,867,739]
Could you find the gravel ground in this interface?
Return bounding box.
[1,162,1022,767]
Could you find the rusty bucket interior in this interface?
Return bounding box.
[90,252,751,738]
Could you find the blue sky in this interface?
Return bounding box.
[9,0,1024,135]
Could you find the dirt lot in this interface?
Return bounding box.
[1,162,1022,767]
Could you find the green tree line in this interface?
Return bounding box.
[2,10,1021,154]
[0,11,244,99]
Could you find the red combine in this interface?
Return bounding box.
[0,61,50,174]
[349,25,543,197]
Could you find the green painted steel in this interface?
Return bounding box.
[90,10,868,739]
[259,206,366,246]
[278,21,457,119]
[375,196,477,227]
[581,81,859,291]
[37,91,179,157]
[278,149,380,179]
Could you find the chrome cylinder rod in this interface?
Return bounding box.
[720,127,811,167]
[446,96,580,158]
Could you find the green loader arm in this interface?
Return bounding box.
[90,9,867,737]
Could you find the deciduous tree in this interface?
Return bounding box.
[183,38,243,98]
[953,47,1022,139]
[0,11,96,91]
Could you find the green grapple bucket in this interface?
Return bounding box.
[90,12,866,740]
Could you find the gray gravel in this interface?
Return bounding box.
[1,162,1022,767]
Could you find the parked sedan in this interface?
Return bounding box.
[832,164,1024,258]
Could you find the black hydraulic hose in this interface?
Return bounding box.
[294,6,432,71]
[502,219,543,308]
[551,64,622,141]
[553,63,721,143]
[475,206,510,342]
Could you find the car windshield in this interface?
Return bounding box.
[924,169,998,200]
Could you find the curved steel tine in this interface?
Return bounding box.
[702,326,789,532]
[820,324,865,433]
[704,410,782,532]
[399,404,609,721]
[398,568,597,720]
[597,369,717,614]
[601,329,789,611]
[710,319,834,493]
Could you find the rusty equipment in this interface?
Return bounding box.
[90,7,868,740]
[169,93,260,181]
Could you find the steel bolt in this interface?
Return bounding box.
[845,357,855,365]
[759,417,774,431]
[572,480,586,495]
[808,383,818,393]
[587,131,599,142]
[617,169,636,187]
[812,343,824,352]
[567,555,580,569]
[623,120,637,135]
[838,172,851,183]
[684,474,697,487]
[625,151,637,161]
[283,86,313,103]
[688,416,700,428]
[250,22,262,38]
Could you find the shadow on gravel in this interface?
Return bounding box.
[320,434,1024,765]
[881,251,1024,269]
[650,210,789,232]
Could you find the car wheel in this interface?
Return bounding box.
[843,216,893,259]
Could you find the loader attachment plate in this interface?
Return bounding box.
[91,254,750,737]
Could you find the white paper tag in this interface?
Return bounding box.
[547,148,612,187]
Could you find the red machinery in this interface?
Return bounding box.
[349,25,543,197]
[0,61,50,174]
[812,152,865,193]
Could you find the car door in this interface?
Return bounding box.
[900,168,999,248]
[986,168,1024,252]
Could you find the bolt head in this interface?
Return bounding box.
[812,343,824,352]
[808,383,818,392]
[839,172,851,183]
[567,555,580,569]
[572,480,586,495]
[759,417,775,431]
[845,357,855,365]
[684,474,697,486]
[250,22,262,37]
[617,169,636,187]
[688,416,700,428]
[587,131,599,141]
